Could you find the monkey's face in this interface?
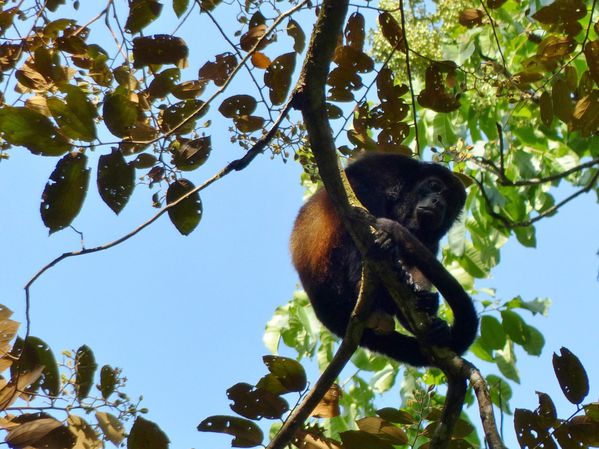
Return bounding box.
[413,176,448,231]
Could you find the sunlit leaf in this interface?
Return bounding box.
[173,0,189,17]
[68,415,102,449]
[103,91,137,138]
[0,106,71,155]
[96,412,125,446]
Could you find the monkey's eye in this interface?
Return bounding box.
[428,179,443,192]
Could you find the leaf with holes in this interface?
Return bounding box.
[170,136,211,171]
[198,416,263,448]
[0,106,71,156]
[553,347,589,404]
[133,35,188,68]
[97,148,135,214]
[100,365,117,399]
[264,52,296,105]
[345,12,365,50]
[378,12,404,50]
[199,52,237,86]
[40,153,90,233]
[219,95,257,118]
[167,179,202,235]
[160,99,208,134]
[287,19,305,53]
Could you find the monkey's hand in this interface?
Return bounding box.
[373,218,400,252]
[423,318,452,347]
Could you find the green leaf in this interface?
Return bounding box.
[198,416,263,448]
[0,106,71,155]
[262,355,307,393]
[47,85,97,141]
[99,365,117,399]
[501,310,528,346]
[522,325,544,356]
[479,315,506,350]
[486,375,512,413]
[10,337,60,396]
[495,344,520,383]
[166,179,202,235]
[103,91,138,138]
[40,153,90,233]
[173,0,189,17]
[75,345,97,401]
[128,417,169,449]
[125,0,163,34]
[97,148,135,214]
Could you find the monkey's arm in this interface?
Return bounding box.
[375,218,478,355]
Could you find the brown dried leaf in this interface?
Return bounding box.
[537,35,576,60]
[311,384,341,418]
[234,115,265,133]
[6,418,63,448]
[251,52,271,69]
[514,408,555,449]
[199,52,237,86]
[240,25,271,52]
[172,79,207,99]
[459,8,484,28]
[532,0,586,29]
[227,383,288,420]
[571,91,599,136]
[356,417,408,445]
[340,430,394,449]
[95,412,124,446]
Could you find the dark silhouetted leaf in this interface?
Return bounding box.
[264,52,296,105]
[173,0,189,17]
[345,12,365,50]
[132,35,188,68]
[198,416,262,448]
[132,153,158,169]
[40,153,90,233]
[125,0,163,34]
[584,41,599,85]
[514,408,555,449]
[219,95,257,118]
[103,91,137,138]
[166,179,202,235]
[551,79,573,123]
[75,345,97,401]
[160,99,208,134]
[287,19,305,53]
[536,392,557,429]
[100,365,118,399]
[572,91,599,137]
[97,148,135,214]
[262,355,307,393]
[172,80,207,99]
[96,412,125,446]
[170,136,211,171]
[10,336,60,396]
[487,0,507,8]
[552,347,589,404]
[0,106,71,155]
[128,417,169,449]
[148,68,181,99]
[378,12,404,50]
[532,0,586,36]
[199,52,237,86]
[226,383,288,420]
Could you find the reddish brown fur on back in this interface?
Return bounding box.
[290,189,341,280]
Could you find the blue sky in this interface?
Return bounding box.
[1,2,598,448]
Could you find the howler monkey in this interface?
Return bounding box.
[290,153,478,367]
